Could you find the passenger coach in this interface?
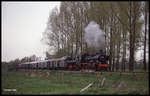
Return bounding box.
[19,57,68,70]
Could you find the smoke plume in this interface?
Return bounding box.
[84,21,105,50]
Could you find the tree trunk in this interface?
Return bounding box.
[109,26,113,71]
[122,30,126,72]
[116,27,121,72]
[129,2,134,72]
[143,2,147,71]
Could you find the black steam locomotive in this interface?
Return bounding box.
[18,50,109,71]
[66,50,109,71]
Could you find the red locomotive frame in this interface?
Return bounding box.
[67,63,109,71]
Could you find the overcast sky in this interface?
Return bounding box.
[2,2,60,62]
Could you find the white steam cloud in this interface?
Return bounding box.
[84,21,105,49]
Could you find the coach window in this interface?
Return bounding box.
[49,61,51,67]
[57,61,60,67]
[44,62,46,68]
[47,62,49,68]
[61,61,64,67]
[57,61,59,67]
[39,63,41,68]
[50,61,52,67]
[60,61,62,67]
[55,61,57,67]
[24,64,26,69]
[51,61,52,67]
[59,61,61,67]
[37,63,38,68]
[43,62,45,68]
[49,62,50,67]
[53,61,55,67]
[52,61,54,67]
[45,62,47,68]
[27,64,29,69]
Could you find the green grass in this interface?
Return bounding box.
[2,70,149,95]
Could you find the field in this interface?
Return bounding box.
[2,70,149,95]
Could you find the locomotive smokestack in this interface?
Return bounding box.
[84,21,105,50]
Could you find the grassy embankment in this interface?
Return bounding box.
[2,70,149,95]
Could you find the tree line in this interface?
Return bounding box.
[43,1,149,72]
[2,55,40,72]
